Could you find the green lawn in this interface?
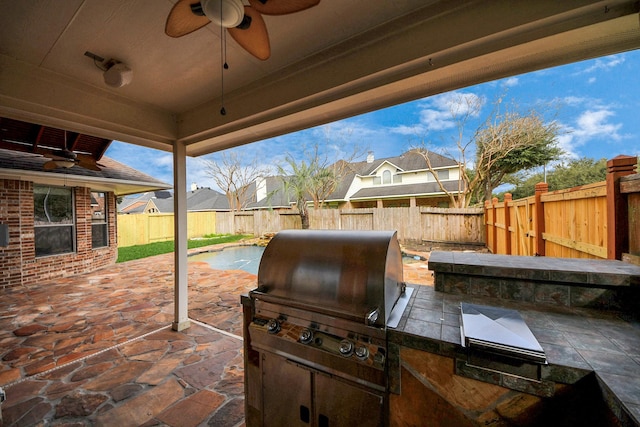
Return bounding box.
[116,234,250,263]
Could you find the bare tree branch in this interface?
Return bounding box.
[203,152,271,211]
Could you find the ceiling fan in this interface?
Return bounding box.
[42,131,102,171]
[165,0,321,60]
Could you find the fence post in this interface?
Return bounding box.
[534,182,548,256]
[503,193,512,255]
[606,155,637,260]
[484,200,491,253]
[492,197,498,253]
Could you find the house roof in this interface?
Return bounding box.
[187,188,230,211]
[150,197,176,213]
[0,148,171,196]
[359,151,458,176]
[118,187,231,213]
[349,180,462,200]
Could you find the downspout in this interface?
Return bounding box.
[173,141,190,331]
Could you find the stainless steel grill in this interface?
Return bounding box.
[243,230,405,427]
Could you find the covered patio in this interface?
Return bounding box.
[2,0,640,336]
[0,244,434,425]
[2,1,640,425]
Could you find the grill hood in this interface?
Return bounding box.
[255,230,405,327]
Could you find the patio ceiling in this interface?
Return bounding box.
[1,0,639,158]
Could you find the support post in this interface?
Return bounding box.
[173,141,190,331]
[534,182,548,256]
[606,155,636,260]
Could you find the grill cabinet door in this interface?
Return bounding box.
[262,352,312,426]
[315,373,384,427]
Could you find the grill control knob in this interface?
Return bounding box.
[266,319,280,334]
[299,328,314,344]
[354,345,369,360]
[374,351,385,365]
[339,339,354,357]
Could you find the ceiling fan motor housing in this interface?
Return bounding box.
[199,0,245,28]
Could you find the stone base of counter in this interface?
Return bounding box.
[390,347,620,427]
[428,251,640,311]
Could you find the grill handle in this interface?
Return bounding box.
[365,307,380,326]
[300,405,310,423]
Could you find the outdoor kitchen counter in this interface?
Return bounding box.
[388,284,640,426]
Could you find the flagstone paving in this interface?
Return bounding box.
[0,243,433,426]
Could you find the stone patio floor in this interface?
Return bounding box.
[0,243,433,426]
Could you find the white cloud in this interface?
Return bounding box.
[391,91,484,135]
[574,109,623,140]
[556,108,624,158]
[503,77,519,87]
[575,54,625,75]
[560,96,588,107]
[389,124,425,135]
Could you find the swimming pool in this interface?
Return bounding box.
[188,245,265,275]
[189,244,424,275]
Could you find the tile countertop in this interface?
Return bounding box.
[389,285,640,426]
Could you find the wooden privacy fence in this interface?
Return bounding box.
[117,211,216,247]
[485,155,639,262]
[215,206,485,245]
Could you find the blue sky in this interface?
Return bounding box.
[106,49,640,191]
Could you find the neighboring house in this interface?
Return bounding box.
[245,176,293,210]
[186,186,230,212]
[244,151,463,210]
[329,151,463,208]
[118,190,173,213]
[118,186,231,213]
[0,119,171,288]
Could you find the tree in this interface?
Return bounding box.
[412,94,562,207]
[277,141,363,228]
[277,155,316,229]
[501,157,608,199]
[203,152,271,211]
[475,108,563,201]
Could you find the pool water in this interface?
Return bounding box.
[189,245,265,275]
[189,245,425,276]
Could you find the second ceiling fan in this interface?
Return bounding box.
[165,0,321,60]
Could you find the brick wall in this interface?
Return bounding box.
[0,179,118,289]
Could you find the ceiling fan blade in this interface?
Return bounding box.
[228,6,270,60]
[43,160,59,170]
[76,154,102,171]
[247,0,320,15]
[166,0,211,37]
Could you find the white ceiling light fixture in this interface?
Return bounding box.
[103,61,133,88]
[53,159,76,169]
[84,51,133,89]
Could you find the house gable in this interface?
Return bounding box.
[336,151,462,206]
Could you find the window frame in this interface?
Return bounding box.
[91,191,109,249]
[33,185,76,257]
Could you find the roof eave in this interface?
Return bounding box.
[0,168,171,196]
